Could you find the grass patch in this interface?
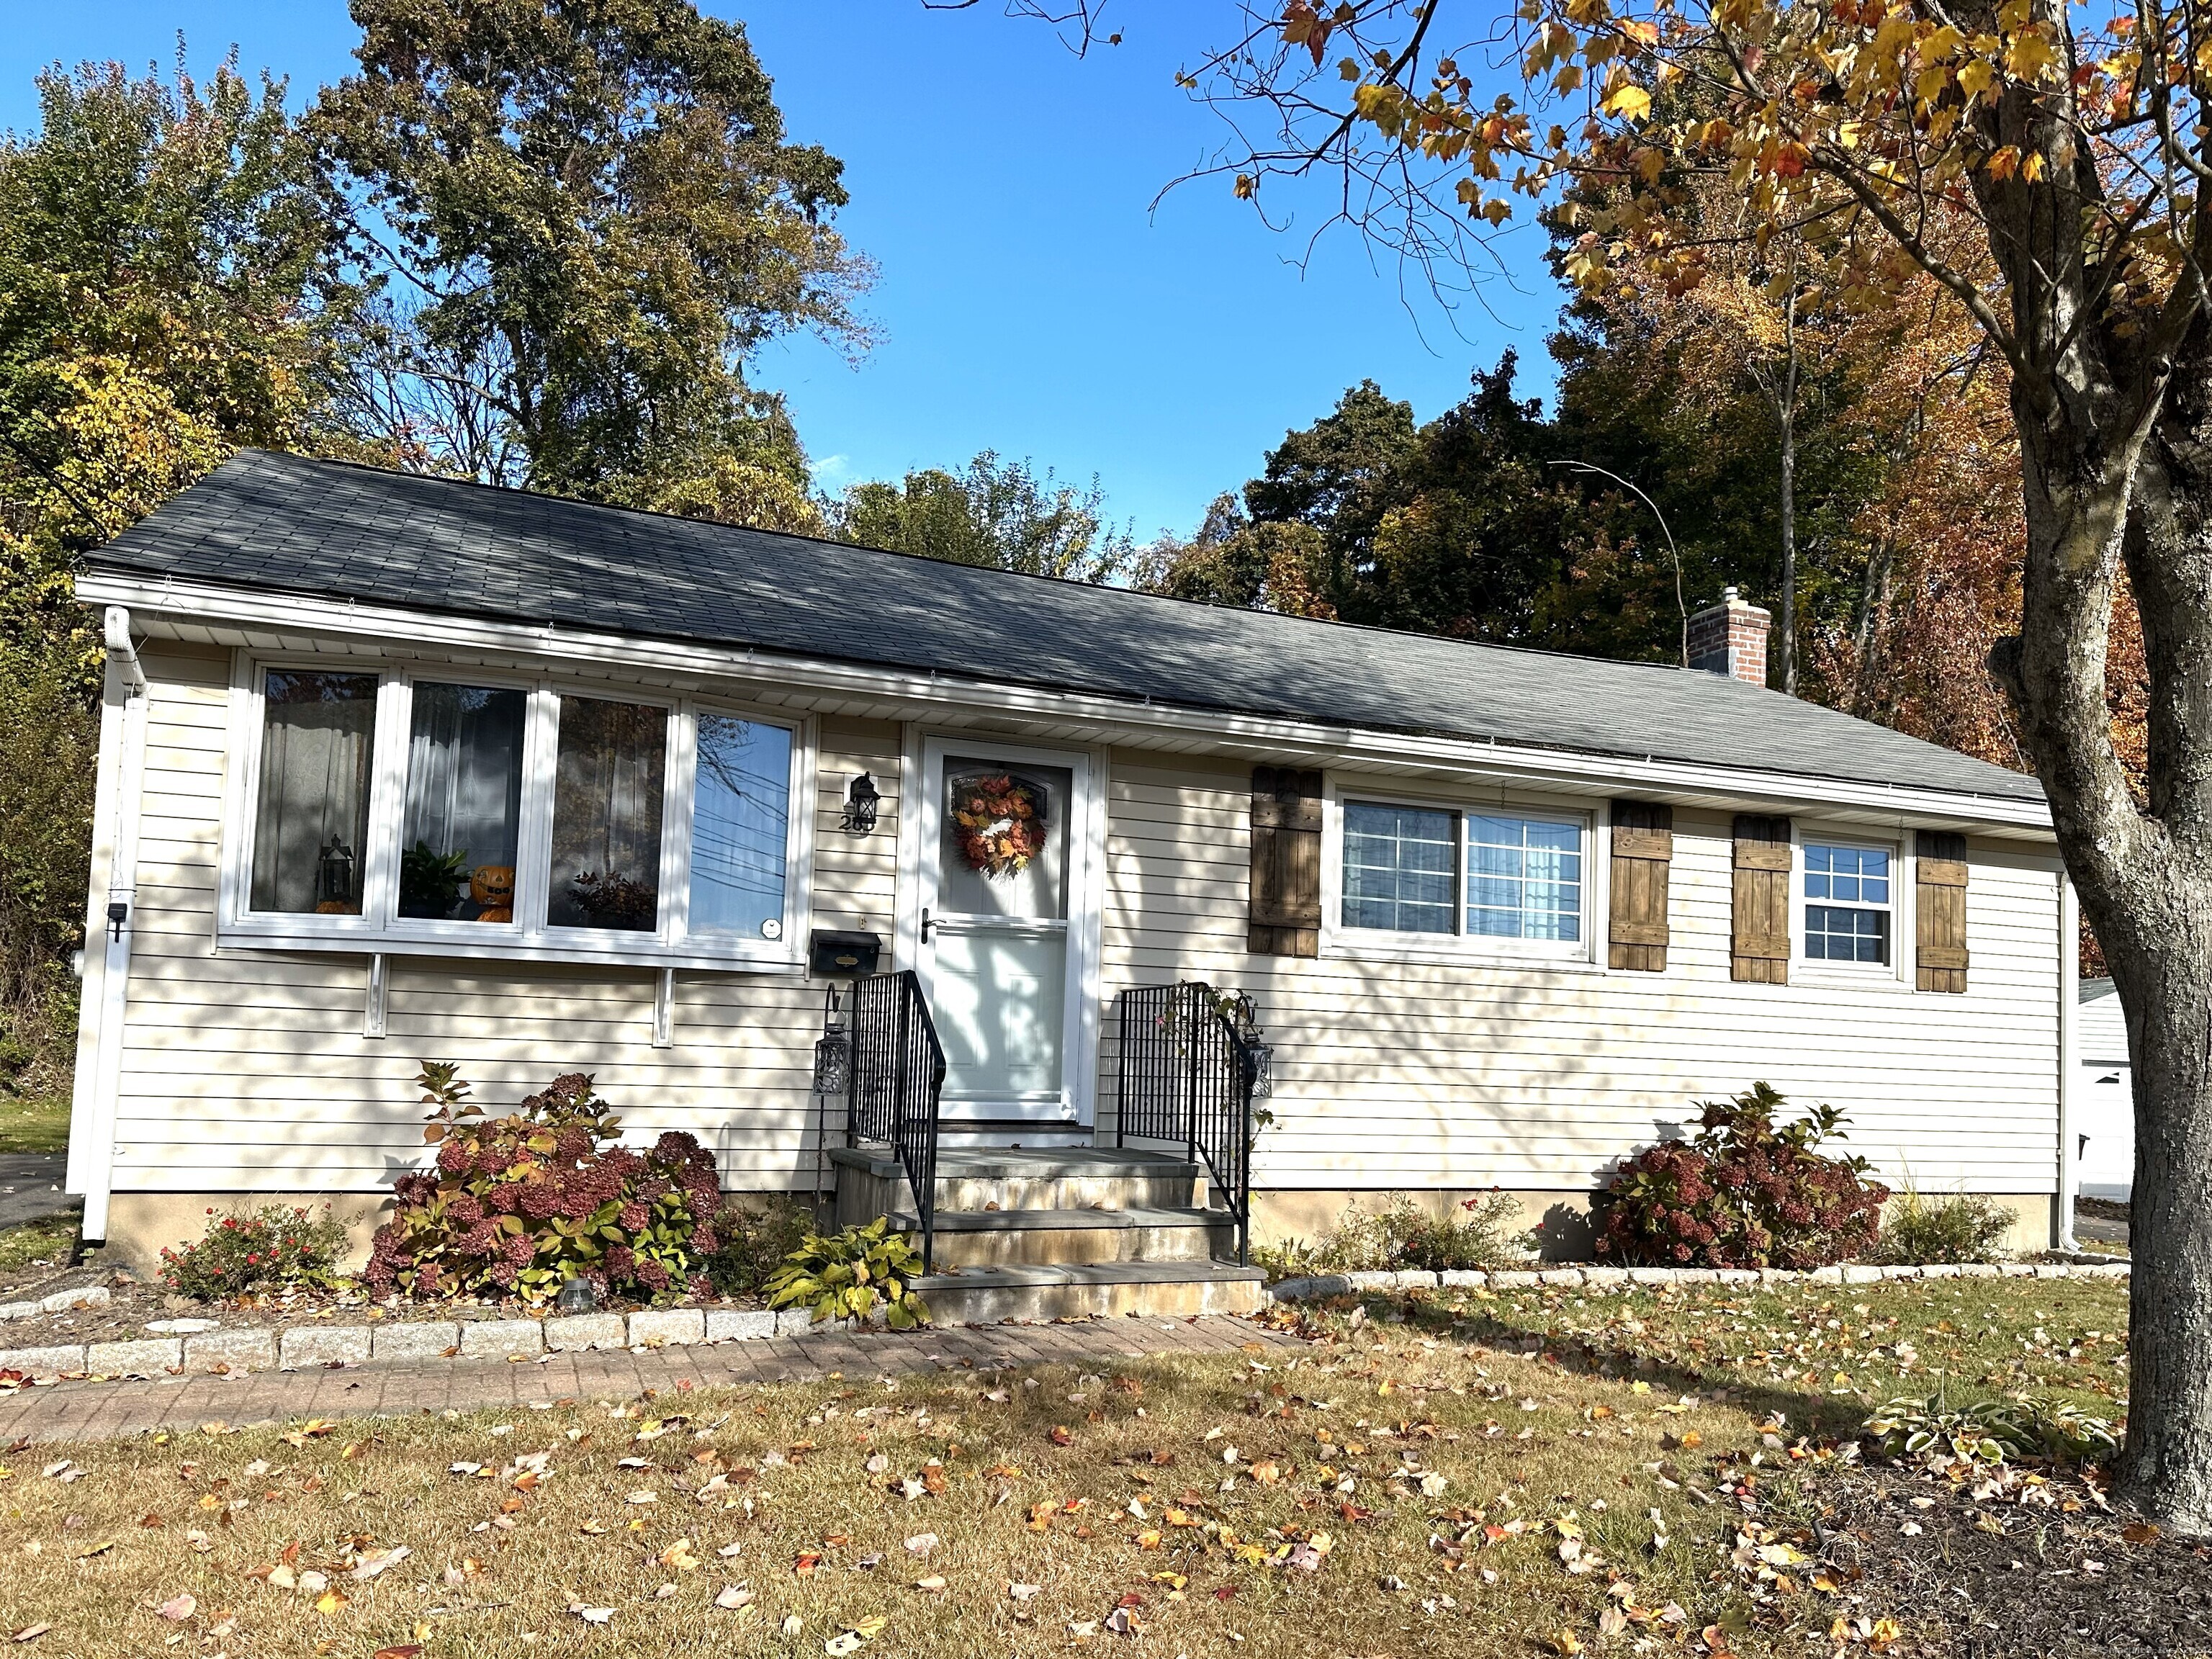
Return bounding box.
[0,1276,2134,1656]
[0,1209,78,1284]
[0,1087,68,1156]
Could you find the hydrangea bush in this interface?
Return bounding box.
[1595,1083,1888,1269]
[366,1064,721,1305]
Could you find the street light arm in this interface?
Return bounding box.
[1548,459,1689,669]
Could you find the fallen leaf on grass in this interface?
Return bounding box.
[10,1627,48,1644]
[567,1603,616,1624]
[2123,1521,2162,1545]
[156,1596,196,1622]
[1008,1583,1043,1601]
[795,1552,824,1575]
[781,1615,804,1637]
[914,1575,947,1593]
[716,1584,754,1610]
[314,1589,347,1615]
[371,1647,423,1659]
[903,1533,938,1556]
[351,1546,411,1581]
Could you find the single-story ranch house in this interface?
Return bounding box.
[68,451,2083,1311]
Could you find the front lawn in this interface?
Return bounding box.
[1,1275,2188,1658]
[0,1088,69,1156]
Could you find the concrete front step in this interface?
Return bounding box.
[911,1260,1267,1323]
[830,1144,1204,1224]
[889,1205,1235,1267]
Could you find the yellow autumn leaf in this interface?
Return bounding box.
[315,1588,348,1614]
[1603,82,1653,120]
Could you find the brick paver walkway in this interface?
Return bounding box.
[0,1316,1303,1445]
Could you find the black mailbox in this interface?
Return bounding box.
[808,928,882,977]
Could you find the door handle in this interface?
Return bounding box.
[920,907,932,943]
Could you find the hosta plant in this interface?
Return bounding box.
[365,1064,722,1305]
[1865,1393,2121,1467]
[1595,1083,1888,1269]
[765,1217,930,1330]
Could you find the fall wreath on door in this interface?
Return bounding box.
[951,772,1046,878]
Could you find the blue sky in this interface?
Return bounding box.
[0,1,1564,538]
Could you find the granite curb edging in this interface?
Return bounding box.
[1265,1258,2134,1302]
[0,1305,822,1382]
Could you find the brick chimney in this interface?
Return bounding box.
[1686,585,1771,686]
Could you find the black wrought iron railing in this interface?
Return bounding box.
[843,970,948,1274]
[1115,983,1260,1266]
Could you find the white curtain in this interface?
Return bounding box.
[548,697,666,930]
[250,671,378,914]
[401,683,526,918]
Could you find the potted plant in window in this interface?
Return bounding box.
[400,842,471,920]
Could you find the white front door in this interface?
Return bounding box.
[914,739,1095,1128]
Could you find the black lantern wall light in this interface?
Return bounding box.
[841,773,881,835]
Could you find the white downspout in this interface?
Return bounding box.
[66,606,148,1244]
[2058,871,2080,1252]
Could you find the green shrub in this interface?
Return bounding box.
[366,1064,723,1305]
[1254,1192,1534,1281]
[159,1204,349,1300]
[1863,1391,2120,1465]
[1595,1082,1888,1269]
[1879,1188,2013,1264]
[701,1195,814,1298]
[765,1217,930,1329]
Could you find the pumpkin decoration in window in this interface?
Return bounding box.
[951,773,1046,879]
[470,864,516,924]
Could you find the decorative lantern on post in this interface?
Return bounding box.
[811,986,851,1097]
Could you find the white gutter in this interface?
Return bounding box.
[2057,873,2080,1251]
[76,570,2059,835]
[65,606,148,1243]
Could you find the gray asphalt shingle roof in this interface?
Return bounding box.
[90,449,2044,806]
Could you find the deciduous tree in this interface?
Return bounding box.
[312,0,866,523]
[827,451,1138,582]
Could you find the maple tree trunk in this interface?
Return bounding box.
[2108,325,2212,1532]
[2008,314,2212,1532]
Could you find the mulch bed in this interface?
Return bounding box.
[1813,1461,2212,1657]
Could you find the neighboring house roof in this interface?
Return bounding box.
[91,449,2046,805]
[2080,977,2116,1004]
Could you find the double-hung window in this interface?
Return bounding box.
[1802,840,1892,965]
[231,663,808,966]
[1339,799,1587,953]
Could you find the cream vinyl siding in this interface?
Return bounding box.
[102,640,2060,1205]
[106,642,897,1195]
[1099,752,2062,1196]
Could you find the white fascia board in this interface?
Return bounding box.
[78,569,2058,836]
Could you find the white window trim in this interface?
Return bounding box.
[217,651,814,973]
[1318,775,1604,970]
[1790,822,1912,986]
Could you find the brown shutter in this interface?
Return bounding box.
[1915,830,1969,992]
[1730,814,1793,984]
[1608,800,1673,971]
[1249,766,1322,957]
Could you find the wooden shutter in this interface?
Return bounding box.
[1915,830,1969,992]
[1608,801,1673,971]
[1249,766,1322,957]
[1730,814,1793,984]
